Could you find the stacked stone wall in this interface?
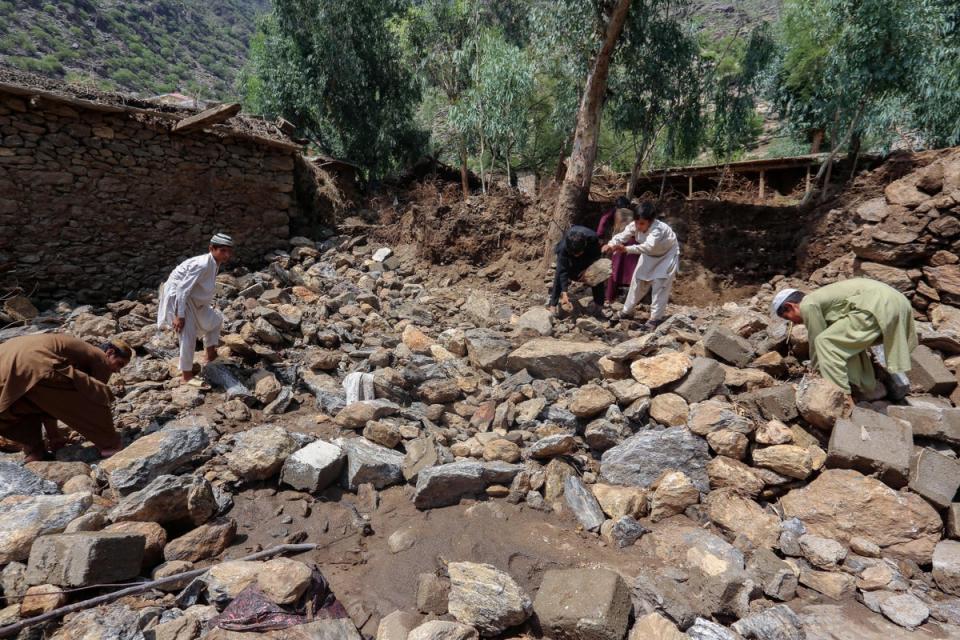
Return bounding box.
[0,91,300,305]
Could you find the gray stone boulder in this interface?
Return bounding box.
[109,474,216,526]
[280,440,345,493]
[336,437,405,491]
[448,562,531,636]
[505,338,608,384]
[414,461,523,509]
[0,493,92,563]
[600,427,711,492]
[0,461,59,500]
[26,532,145,587]
[100,418,210,494]
[225,425,300,481]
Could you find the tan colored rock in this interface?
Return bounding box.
[780,469,943,564]
[706,456,764,497]
[752,445,813,480]
[755,420,793,445]
[447,562,531,636]
[205,560,262,601]
[591,484,648,519]
[0,493,92,563]
[629,612,686,640]
[20,584,66,617]
[799,568,855,600]
[796,375,846,429]
[569,385,616,418]
[402,325,435,354]
[649,393,689,427]
[688,400,753,435]
[62,475,96,494]
[257,557,313,605]
[704,489,780,549]
[152,560,194,592]
[630,352,692,389]
[649,472,699,522]
[253,373,281,405]
[857,563,895,591]
[482,439,521,464]
[706,430,749,459]
[163,518,236,563]
[721,364,774,389]
[363,421,402,449]
[598,357,630,380]
[24,462,91,487]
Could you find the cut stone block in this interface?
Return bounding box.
[909,448,960,509]
[26,532,145,587]
[933,540,960,596]
[740,385,798,422]
[533,568,631,640]
[672,357,724,404]
[887,405,960,445]
[826,407,912,488]
[703,325,754,368]
[909,345,958,395]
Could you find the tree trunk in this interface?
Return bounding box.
[800,104,865,208]
[810,128,825,154]
[542,0,633,268]
[459,138,470,198]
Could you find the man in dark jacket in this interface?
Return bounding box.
[547,225,604,314]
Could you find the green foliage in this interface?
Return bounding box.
[709,25,774,160]
[770,0,937,151]
[908,1,960,146]
[243,0,423,177]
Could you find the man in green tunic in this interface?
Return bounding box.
[771,278,917,394]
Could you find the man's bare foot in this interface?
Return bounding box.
[205,346,218,364]
[181,371,194,382]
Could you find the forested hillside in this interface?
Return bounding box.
[0,0,267,98]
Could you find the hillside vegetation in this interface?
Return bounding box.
[0,0,267,98]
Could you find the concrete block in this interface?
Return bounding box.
[703,326,754,368]
[26,532,145,587]
[533,568,631,640]
[739,385,798,422]
[887,405,960,445]
[909,345,958,395]
[673,357,724,404]
[909,448,960,509]
[826,407,912,488]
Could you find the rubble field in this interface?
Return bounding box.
[2,149,960,639]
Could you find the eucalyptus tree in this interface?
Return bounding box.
[244,0,422,177]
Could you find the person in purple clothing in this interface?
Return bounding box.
[596,196,639,303]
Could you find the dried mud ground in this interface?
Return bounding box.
[224,486,954,640]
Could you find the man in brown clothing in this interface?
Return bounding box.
[0,334,130,461]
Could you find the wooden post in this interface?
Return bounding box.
[805,166,811,195]
[171,103,241,133]
[688,175,693,199]
[759,170,766,200]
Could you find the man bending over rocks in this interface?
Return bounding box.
[158,232,234,384]
[0,333,130,461]
[772,278,917,401]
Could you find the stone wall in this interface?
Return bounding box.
[0,90,302,305]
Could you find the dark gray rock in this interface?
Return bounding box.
[731,604,804,639]
[827,407,912,488]
[673,357,724,404]
[0,461,59,500]
[564,476,605,532]
[336,437,405,491]
[414,461,523,509]
[600,427,710,492]
[26,532,145,587]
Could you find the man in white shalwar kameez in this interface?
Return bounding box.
[158,233,235,382]
[603,203,679,330]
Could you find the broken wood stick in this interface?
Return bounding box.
[0,543,316,638]
[171,102,241,133]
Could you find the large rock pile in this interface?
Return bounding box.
[2,229,960,638]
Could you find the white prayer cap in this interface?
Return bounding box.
[210,233,234,247]
[770,288,799,318]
